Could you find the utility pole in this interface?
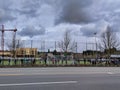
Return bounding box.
[55,41,56,51]
[31,40,33,57]
[43,40,45,52]
[76,42,77,53]
[1,25,4,59]
[94,32,97,59]
[31,40,33,49]
[41,40,45,52]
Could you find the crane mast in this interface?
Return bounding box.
[0,25,17,58]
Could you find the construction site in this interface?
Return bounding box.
[0,25,120,67]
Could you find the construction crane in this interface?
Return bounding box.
[0,25,17,57]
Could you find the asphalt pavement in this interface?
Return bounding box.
[0,67,120,90]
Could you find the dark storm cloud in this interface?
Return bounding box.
[18,25,45,38]
[55,0,94,24]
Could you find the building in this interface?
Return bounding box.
[0,50,12,57]
[16,48,37,57]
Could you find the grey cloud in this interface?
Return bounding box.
[17,0,42,17]
[80,20,109,37]
[0,9,16,23]
[78,0,120,37]
[109,12,120,32]
[1,0,120,39]
[18,25,45,38]
[18,9,37,17]
[17,0,56,18]
[81,24,97,37]
[90,0,120,27]
[0,0,16,23]
[55,0,94,24]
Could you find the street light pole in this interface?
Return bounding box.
[94,32,97,59]
[31,40,33,58]
[76,42,77,53]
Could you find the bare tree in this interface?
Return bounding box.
[58,30,77,65]
[58,30,76,53]
[99,25,120,55]
[6,39,24,57]
[6,39,24,51]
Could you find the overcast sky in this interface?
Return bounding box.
[0,0,120,52]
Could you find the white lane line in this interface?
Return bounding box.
[0,81,77,87]
[0,74,24,76]
[107,72,114,74]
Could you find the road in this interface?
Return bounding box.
[0,67,120,90]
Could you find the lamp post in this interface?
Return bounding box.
[31,40,33,59]
[94,32,97,59]
[75,42,77,53]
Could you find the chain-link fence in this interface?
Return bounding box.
[9,40,96,52]
[0,39,118,67]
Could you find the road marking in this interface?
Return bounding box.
[0,74,24,76]
[0,71,116,76]
[107,72,113,74]
[0,81,77,87]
